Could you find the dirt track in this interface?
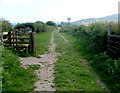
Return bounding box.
[19,32,60,91]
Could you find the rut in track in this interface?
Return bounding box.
[57,32,107,90]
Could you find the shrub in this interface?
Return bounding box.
[92,53,120,90]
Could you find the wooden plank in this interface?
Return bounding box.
[11,37,29,39]
[109,35,120,39]
[13,44,29,48]
[108,40,120,44]
[108,48,119,55]
[21,44,29,47]
[108,40,120,47]
[110,45,119,50]
[12,33,30,35]
[4,41,30,44]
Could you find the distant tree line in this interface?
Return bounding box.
[14,21,56,33]
[0,18,56,33]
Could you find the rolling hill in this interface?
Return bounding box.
[71,14,118,26]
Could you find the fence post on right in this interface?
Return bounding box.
[108,25,111,35]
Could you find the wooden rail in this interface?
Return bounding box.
[0,35,2,46]
[3,29,36,55]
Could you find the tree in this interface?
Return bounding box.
[35,21,44,24]
[14,22,35,32]
[46,21,56,26]
[0,19,12,32]
[34,21,48,33]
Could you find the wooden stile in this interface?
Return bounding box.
[3,29,36,54]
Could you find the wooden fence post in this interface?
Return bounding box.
[107,25,111,50]
[8,32,11,46]
[0,35,2,46]
[29,32,36,55]
[108,25,111,35]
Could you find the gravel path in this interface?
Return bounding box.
[19,32,60,91]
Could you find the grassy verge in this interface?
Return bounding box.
[36,31,53,55]
[2,48,38,91]
[54,32,105,91]
[0,46,2,92]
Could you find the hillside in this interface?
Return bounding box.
[71,14,118,26]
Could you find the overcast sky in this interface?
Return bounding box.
[0,0,119,23]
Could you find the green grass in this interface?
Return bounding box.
[36,31,53,55]
[28,65,41,70]
[0,46,2,92]
[2,48,38,91]
[54,32,106,91]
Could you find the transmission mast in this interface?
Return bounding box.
[67,18,71,27]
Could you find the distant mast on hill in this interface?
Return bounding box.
[67,18,71,27]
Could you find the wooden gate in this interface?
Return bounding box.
[3,29,36,54]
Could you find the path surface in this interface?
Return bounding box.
[19,32,60,91]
